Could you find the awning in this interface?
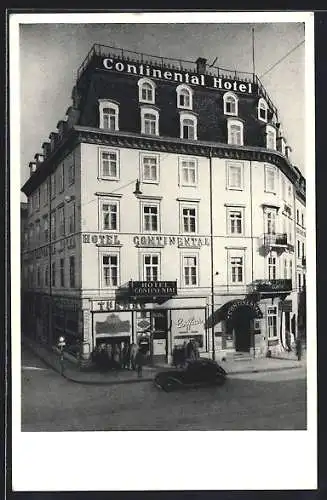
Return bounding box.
[205,298,263,328]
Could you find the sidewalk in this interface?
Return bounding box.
[22,336,306,386]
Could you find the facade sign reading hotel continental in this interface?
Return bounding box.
[82,233,210,248]
[102,58,254,94]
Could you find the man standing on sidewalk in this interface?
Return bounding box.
[295,337,302,361]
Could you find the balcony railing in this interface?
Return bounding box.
[248,279,293,295]
[263,233,288,248]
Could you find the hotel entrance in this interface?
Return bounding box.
[136,310,168,362]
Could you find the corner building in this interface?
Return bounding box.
[21,44,306,364]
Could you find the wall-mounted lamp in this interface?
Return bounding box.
[133,179,142,196]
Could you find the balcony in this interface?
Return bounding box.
[247,279,293,299]
[263,232,288,248]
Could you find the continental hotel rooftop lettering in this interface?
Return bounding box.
[82,233,210,248]
[102,58,254,94]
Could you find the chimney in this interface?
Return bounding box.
[49,132,59,151]
[66,106,80,129]
[56,119,67,139]
[34,153,44,164]
[71,86,81,108]
[285,145,292,159]
[196,57,207,74]
[42,141,51,159]
[29,161,37,176]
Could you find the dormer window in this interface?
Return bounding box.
[138,78,156,104]
[180,112,197,140]
[176,84,193,110]
[99,100,119,130]
[258,98,268,122]
[266,124,277,150]
[227,118,244,146]
[223,92,238,116]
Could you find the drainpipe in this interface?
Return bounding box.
[249,160,255,357]
[209,148,215,360]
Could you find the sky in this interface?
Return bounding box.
[19,19,305,198]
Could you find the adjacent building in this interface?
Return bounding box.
[21,44,306,363]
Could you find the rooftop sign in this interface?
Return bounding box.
[102,58,254,94]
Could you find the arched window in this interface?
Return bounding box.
[266,124,276,150]
[258,98,268,122]
[138,78,156,104]
[141,107,159,136]
[176,84,193,110]
[223,92,238,116]
[227,119,244,146]
[180,112,197,140]
[99,100,119,130]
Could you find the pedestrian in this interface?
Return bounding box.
[122,342,130,369]
[295,337,302,361]
[130,342,138,370]
[113,343,121,369]
[105,343,113,370]
[193,339,200,359]
[285,330,292,352]
[135,348,144,377]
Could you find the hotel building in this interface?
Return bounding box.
[21,44,306,363]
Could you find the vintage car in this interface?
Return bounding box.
[154,358,227,392]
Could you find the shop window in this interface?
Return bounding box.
[143,254,160,281]
[141,154,159,184]
[99,100,119,130]
[138,78,155,104]
[101,201,119,231]
[183,255,198,286]
[140,107,159,136]
[230,256,244,283]
[223,92,238,116]
[267,306,277,337]
[266,124,276,150]
[102,254,118,287]
[264,165,276,193]
[227,207,244,235]
[179,158,198,186]
[60,258,65,287]
[258,98,268,122]
[141,202,160,232]
[69,256,76,288]
[180,112,197,140]
[99,148,119,180]
[227,119,243,146]
[226,161,244,190]
[176,84,193,109]
[180,204,198,233]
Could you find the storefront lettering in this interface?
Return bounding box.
[174,317,204,333]
[93,300,145,312]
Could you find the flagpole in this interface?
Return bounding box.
[252,27,256,83]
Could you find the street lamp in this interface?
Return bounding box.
[57,335,66,375]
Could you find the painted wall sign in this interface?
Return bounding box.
[102,58,254,94]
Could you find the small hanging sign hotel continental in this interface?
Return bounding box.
[129,280,177,298]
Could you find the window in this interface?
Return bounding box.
[289,259,293,280]
[143,254,160,281]
[99,149,119,180]
[138,78,155,104]
[230,256,244,283]
[183,255,198,286]
[179,158,197,186]
[45,265,49,287]
[258,98,268,122]
[288,220,293,244]
[223,92,238,116]
[265,165,276,193]
[60,258,65,287]
[227,119,243,145]
[51,173,56,198]
[301,213,304,227]
[69,256,76,288]
[37,264,41,287]
[141,155,159,183]
[68,157,75,185]
[43,180,49,206]
[182,206,197,233]
[226,162,243,190]
[57,163,64,193]
[68,204,76,234]
[51,262,56,287]
[180,112,197,140]
[302,242,305,259]
[298,273,301,290]
[58,206,65,237]
[264,209,276,235]
[99,100,119,130]
[267,306,277,337]
[266,125,276,150]
[36,189,40,211]
[35,220,40,244]
[142,203,160,232]
[176,85,193,109]
[296,209,299,224]
[140,107,159,136]
[283,258,288,279]
[297,240,301,258]
[51,211,56,240]
[43,215,49,242]
[29,225,34,247]
[228,209,243,235]
[101,201,118,231]
[268,255,277,280]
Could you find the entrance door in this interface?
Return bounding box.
[152,311,168,360]
[232,307,252,352]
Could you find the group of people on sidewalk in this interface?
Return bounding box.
[172,339,200,368]
[285,331,303,361]
[92,341,147,376]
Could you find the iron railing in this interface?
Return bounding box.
[263,233,288,247]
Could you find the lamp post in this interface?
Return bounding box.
[57,335,66,374]
[208,148,215,361]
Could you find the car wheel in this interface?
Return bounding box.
[163,378,179,392]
